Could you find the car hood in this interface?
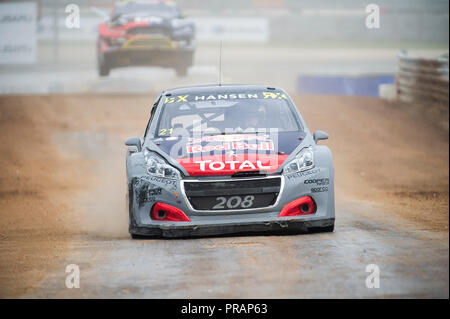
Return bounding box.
[152,132,306,176]
[113,13,175,25]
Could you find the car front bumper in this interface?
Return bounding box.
[131,217,335,238]
[99,38,195,68]
[128,165,335,238]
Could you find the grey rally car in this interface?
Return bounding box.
[125,84,335,238]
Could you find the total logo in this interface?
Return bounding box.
[194,160,271,171]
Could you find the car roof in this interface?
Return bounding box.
[113,1,178,13]
[164,84,284,96]
[116,0,176,6]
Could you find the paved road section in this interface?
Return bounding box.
[27,201,448,298]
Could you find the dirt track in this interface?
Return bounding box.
[0,94,448,298]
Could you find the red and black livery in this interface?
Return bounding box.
[97,1,195,76]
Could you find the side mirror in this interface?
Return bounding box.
[125,137,142,152]
[313,130,328,144]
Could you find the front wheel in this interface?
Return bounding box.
[320,224,334,232]
[175,65,188,77]
[309,223,334,233]
[98,59,110,77]
[130,233,147,239]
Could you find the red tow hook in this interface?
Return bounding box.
[150,202,191,222]
[278,196,317,217]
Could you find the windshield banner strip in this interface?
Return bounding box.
[163,91,288,104]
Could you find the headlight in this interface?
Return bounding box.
[171,19,184,28]
[171,20,193,36]
[283,147,314,175]
[144,150,181,180]
[108,37,125,46]
[175,26,191,33]
[172,26,193,39]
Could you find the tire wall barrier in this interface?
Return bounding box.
[396,52,449,109]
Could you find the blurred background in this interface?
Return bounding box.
[0,0,448,95]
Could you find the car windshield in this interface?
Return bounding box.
[113,2,179,19]
[155,91,302,137]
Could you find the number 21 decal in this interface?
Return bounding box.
[159,128,174,136]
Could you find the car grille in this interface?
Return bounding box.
[127,26,170,37]
[182,177,282,211]
[123,37,172,48]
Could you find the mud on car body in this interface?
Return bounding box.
[125,84,335,238]
[97,0,195,77]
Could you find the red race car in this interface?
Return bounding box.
[97,1,195,77]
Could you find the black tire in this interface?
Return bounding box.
[98,59,110,77]
[130,233,147,239]
[309,223,334,233]
[97,39,111,77]
[175,65,188,77]
[321,224,334,232]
